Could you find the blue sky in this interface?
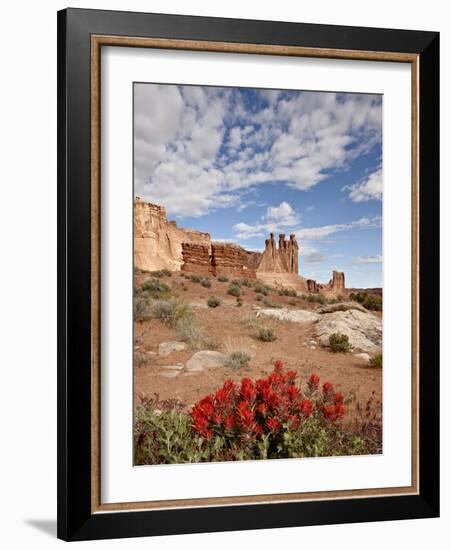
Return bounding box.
[134,84,383,288]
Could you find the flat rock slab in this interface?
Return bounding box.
[158,363,184,378]
[158,341,187,356]
[316,310,382,353]
[256,308,321,323]
[318,301,367,314]
[186,351,228,372]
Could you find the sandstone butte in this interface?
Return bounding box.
[134,197,346,296]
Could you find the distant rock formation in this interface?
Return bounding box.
[258,233,299,274]
[134,199,346,296]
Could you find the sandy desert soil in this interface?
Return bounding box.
[133,272,382,418]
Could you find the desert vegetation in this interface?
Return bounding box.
[134,361,382,464]
[133,268,382,465]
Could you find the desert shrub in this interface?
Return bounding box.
[329,332,351,353]
[133,290,151,321]
[140,277,172,300]
[306,293,326,305]
[207,296,221,308]
[350,292,382,311]
[370,352,383,368]
[150,268,172,278]
[134,364,382,464]
[238,279,253,288]
[226,351,251,371]
[236,297,243,307]
[217,274,229,283]
[150,298,194,327]
[262,297,282,309]
[278,288,297,297]
[200,277,212,288]
[258,327,277,342]
[288,299,297,306]
[254,283,269,296]
[328,298,339,304]
[362,294,382,311]
[255,294,263,302]
[134,352,149,367]
[189,274,202,283]
[175,316,218,351]
[227,284,241,297]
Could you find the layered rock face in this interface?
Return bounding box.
[180,243,212,275]
[134,199,210,271]
[258,233,299,274]
[181,242,259,278]
[211,243,259,279]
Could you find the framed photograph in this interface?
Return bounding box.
[57,8,439,541]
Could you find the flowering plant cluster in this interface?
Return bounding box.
[191,360,345,444]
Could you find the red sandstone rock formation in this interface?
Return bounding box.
[211,243,258,279]
[181,242,259,279]
[258,233,299,274]
[181,243,212,275]
[134,198,210,271]
[134,199,346,297]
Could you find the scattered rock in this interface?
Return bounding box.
[256,308,321,323]
[159,371,179,378]
[185,350,228,372]
[161,363,184,370]
[158,341,187,356]
[354,352,372,363]
[315,309,382,353]
[318,301,367,314]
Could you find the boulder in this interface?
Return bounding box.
[185,351,228,372]
[256,308,321,323]
[315,310,382,353]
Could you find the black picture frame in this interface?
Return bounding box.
[57,7,439,541]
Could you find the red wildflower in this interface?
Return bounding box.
[288,415,300,430]
[240,377,256,402]
[322,402,345,421]
[335,403,345,418]
[194,395,214,419]
[287,385,300,401]
[256,402,268,416]
[285,370,297,384]
[299,399,313,417]
[334,392,344,404]
[237,401,255,430]
[253,424,264,437]
[224,414,235,430]
[266,417,281,432]
[274,359,284,372]
[308,373,320,390]
[322,404,337,420]
[322,381,334,395]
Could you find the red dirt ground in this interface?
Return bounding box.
[134,272,382,417]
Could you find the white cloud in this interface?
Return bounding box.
[355,254,383,264]
[233,201,300,239]
[344,166,383,202]
[297,216,379,240]
[134,84,382,217]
